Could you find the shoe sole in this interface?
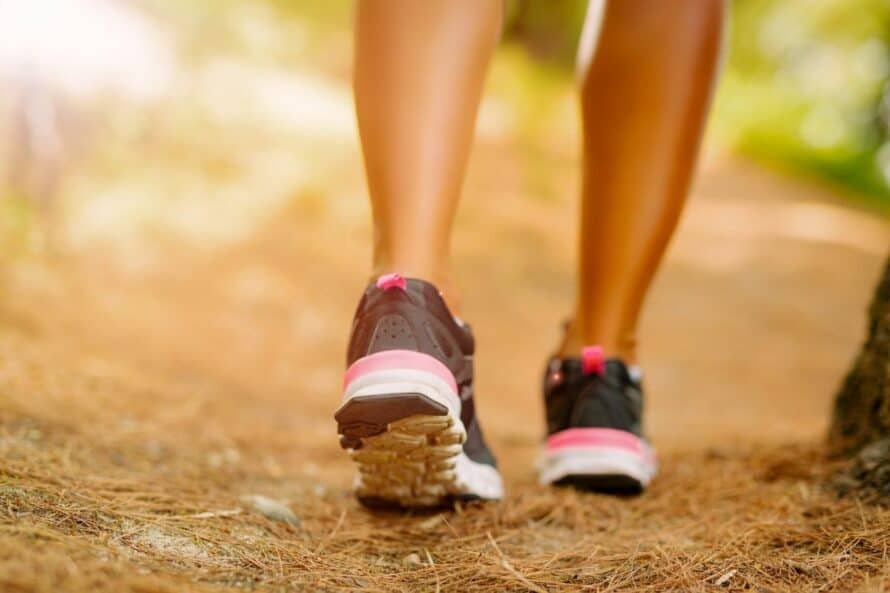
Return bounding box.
[336,351,503,508]
[538,428,657,494]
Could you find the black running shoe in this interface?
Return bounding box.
[538,345,656,494]
[335,274,504,508]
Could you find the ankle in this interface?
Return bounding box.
[370,261,460,313]
[556,321,637,364]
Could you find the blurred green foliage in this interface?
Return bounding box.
[0,193,37,254]
[505,0,890,210]
[210,0,890,210]
[717,0,890,209]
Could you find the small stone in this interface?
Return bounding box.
[418,514,443,531]
[222,448,241,464]
[242,495,300,528]
[402,552,422,567]
[715,569,737,586]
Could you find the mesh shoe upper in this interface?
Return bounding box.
[543,356,645,438]
[346,276,497,468]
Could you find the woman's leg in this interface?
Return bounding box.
[561,0,726,361]
[342,3,506,507]
[353,0,502,306]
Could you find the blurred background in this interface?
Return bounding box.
[2,0,889,254]
[0,0,888,459]
[2,4,890,589]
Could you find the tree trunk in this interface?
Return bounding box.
[828,255,890,497]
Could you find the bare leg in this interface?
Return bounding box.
[561,0,726,361]
[354,0,502,307]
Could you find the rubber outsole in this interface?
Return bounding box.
[335,393,472,508]
[335,392,447,450]
[554,473,644,496]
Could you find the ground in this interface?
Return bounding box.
[2,4,890,592]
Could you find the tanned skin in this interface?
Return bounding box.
[354,0,726,362]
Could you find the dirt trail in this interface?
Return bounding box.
[2,145,889,591]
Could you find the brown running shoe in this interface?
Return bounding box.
[335,273,503,508]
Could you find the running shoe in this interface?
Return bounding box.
[538,345,657,493]
[335,273,504,507]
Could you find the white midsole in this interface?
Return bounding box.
[454,451,504,500]
[339,367,503,501]
[538,445,658,487]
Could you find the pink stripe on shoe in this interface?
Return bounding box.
[343,350,457,393]
[546,428,645,455]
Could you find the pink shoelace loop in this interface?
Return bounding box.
[581,345,606,376]
[376,273,407,291]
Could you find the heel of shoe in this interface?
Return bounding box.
[335,351,470,507]
[335,350,507,507]
[339,350,461,423]
[538,428,657,493]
